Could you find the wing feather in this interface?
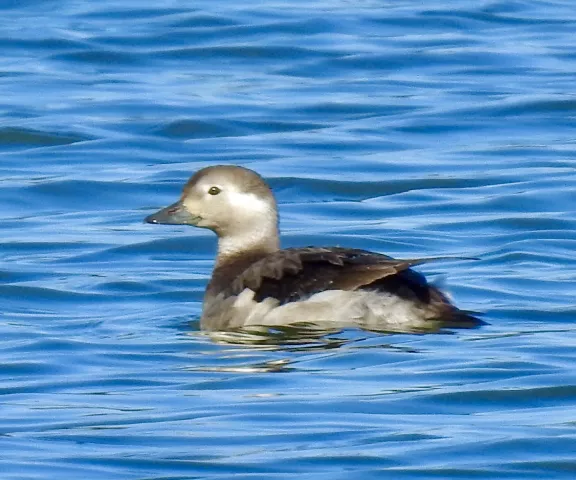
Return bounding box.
[224,247,445,305]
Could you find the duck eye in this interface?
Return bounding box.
[208,186,221,195]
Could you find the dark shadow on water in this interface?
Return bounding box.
[196,323,350,351]
[187,318,485,350]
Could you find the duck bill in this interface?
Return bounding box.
[145,201,200,226]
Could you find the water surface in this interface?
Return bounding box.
[1,1,576,478]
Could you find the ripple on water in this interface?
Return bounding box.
[2,0,576,479]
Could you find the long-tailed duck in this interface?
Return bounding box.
[145,165,481,332]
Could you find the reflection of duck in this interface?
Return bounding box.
[146,165,482,332]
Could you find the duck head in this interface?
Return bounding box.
[145,165,280,256]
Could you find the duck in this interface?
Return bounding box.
[145,165,482,333]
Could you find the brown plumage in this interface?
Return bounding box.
[145,165,482,332]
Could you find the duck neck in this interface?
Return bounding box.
[206,226,279,301]
[215,223,279,268]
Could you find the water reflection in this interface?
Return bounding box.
[186,325,428,374]
[187,314,478,349]
[195,324,349,350]
[185,358,294,373]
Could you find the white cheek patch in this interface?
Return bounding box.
[227,191,270,215]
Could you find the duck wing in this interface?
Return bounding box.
[224,247,442,305]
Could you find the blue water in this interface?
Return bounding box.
[2,0,576,478]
